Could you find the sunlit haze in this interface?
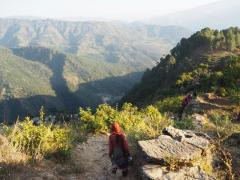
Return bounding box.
[0,0,221,21]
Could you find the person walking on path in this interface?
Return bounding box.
[108,122,131,177]
[179,93,193,119]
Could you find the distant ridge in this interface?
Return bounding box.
[147,0,240,30]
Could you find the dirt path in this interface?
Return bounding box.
[73,135,136,180]
[197,93,234,111]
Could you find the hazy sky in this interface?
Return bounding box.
[0,0,221,21]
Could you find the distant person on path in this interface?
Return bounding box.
[108,122,131,177]
[179,93,193,119]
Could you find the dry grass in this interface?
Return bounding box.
[0,134,29,179]
[0,134,29,165]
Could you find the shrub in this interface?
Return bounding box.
[79,103,173,141]
[155,96,184,113]
[216,87,227,97]
[203,110,240,140]
[208,112,231,126]
[79,104,117,133]
[5,117,73,160]
[176,72,193,86]
[174,118,194,130]
[0,134,29,164]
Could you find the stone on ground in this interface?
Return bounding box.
[138,126,214,180]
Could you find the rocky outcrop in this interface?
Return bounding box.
[138,126,214,180]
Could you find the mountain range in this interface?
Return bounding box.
[0,19,191,121]
[0,19,191,58]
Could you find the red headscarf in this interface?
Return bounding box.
[111,122,121,134]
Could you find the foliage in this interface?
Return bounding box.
[171,27,240,58]
[174,118,194,130]
[4,117,73,160]
[176,72,193,86]
[164,153,212,175]
[125,27,240,105]
[39,106,45,123]
[223,56,240,90]
[216,87,227,97]
[203,111,240,140]
[155,96,184,113]
[0,134,29,165]
[176,63,210,87]
[200,111,238,179]
[79,103,173,140]
[164,155,194,171]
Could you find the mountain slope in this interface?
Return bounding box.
[148,0,240,30]
[0,47,144,122]
[0,48,63,121]
[124,27,240,105]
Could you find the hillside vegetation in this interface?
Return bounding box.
[0,103,172,179]
[123,27,240,179]
[0,47,147,122]
[124,27,240,105]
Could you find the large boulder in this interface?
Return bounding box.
[138,126,214,180]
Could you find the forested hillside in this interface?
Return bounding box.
[124,27,240,105]
[0,47,143,121]
[122,27,240,179]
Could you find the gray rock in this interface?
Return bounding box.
[139,127,210,163]
[138,126,214,180]
[163,126,210,149]
[138,135,203,163]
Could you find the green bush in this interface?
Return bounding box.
[79,104,117,133]
[79,103,173,140]
[176,72,193,86]
[4,117,73,160]
[208,112,231,126]
[174,118,194,130]
[216,87,227,97]
[155,96,184,113]
[203,110,240,140]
